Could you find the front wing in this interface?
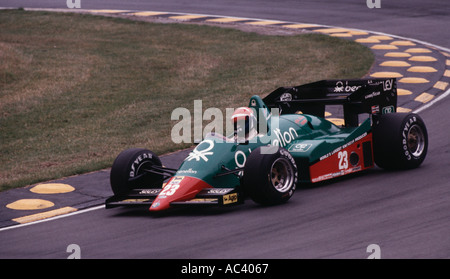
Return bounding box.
[105,187,242,209]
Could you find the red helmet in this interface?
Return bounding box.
[231,107,257,140]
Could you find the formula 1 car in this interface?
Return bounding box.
[105,78,428,211]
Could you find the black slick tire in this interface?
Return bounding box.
[373,113,428,170]
[243,146,298,205]
[110,148,163,196]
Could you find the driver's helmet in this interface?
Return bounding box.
[231,107,257,141]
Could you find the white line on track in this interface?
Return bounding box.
[0,205,105,232]
[414,88,450,114]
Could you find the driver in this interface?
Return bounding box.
[231,107,258,142]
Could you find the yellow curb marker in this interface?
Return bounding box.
[347,30,369,35]
[368,35,393,41]
[355,38,380,43]
[30,183,75,194]
[399,77,430,83]
[397,107,412,113]
[380,61,411,67]
[384,52,411,58]
[130,11,167,17]
[371,44,398,50]
[370,72,403,78]
[313,28,351,33]
[397,88,413,96]
[283,24,318,29]
[415,93,435,103]
[245,20,284,26]
[409,56,437,62]
[407,66,438,73]
[433,81,449,90]
[6,182,77,224]
[206,17,246,23]
[406,48,432,53]
[170,14,208,20]
[390,40,416,46]
[444,70,450,78]
[331,33,353,38]
[6,199,55,210]
[12,207,78,224]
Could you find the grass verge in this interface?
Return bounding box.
[0,10,374,191]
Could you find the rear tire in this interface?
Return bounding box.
[373,113,428,169]
[110,148,163,196]
[243,146,298,205]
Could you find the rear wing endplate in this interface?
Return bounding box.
[262,79,397,127]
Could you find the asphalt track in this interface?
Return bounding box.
[0,0,449,259]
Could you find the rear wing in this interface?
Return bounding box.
[262,78,397,127]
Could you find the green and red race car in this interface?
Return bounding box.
[105,78,428,211]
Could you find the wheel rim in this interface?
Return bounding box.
[407,124,425,157]
[270,158,295,193]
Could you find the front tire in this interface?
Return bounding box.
[110,148,164,196]
[243,146,298,205]
[373,113,428,170]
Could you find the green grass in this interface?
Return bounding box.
[0,10,374,191]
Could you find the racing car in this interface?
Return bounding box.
[105,78,428,211]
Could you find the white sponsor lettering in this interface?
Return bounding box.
[272,127,298,147]
[338,151,349,170]
[186,140,215,162]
